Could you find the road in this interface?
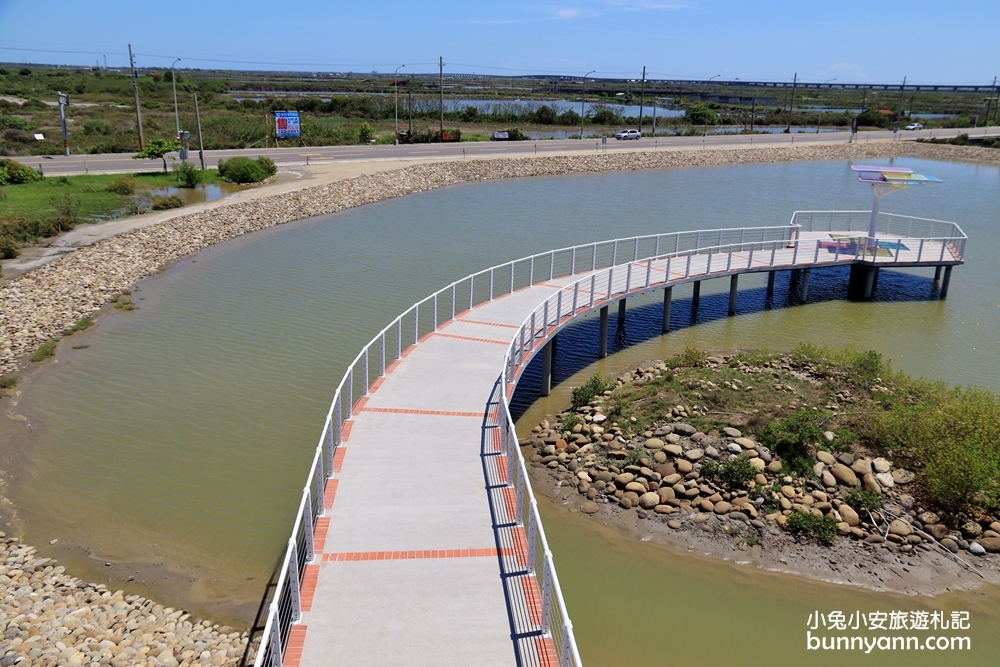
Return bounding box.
[12,126,1000,176]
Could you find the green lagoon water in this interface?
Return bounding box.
[9,157,1000,661]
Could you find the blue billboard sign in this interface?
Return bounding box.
[274,111,300,138]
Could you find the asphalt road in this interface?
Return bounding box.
[12,126,1000,176]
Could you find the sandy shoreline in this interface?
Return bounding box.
[1,141,999,636]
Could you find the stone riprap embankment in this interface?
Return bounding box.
[2,141,999,378]
[0,537,247,666]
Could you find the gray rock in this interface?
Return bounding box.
[837,452,855,466]
[830,463,860,487]
[704,446,720,459]
[673,423,696,436]
[888,520,912,537]
[644,437,664,450]
[892,469,916,484]
[961,521,983,539]
[815,451,836,466]
[968,542,987,556]
[821,470,837,488]
[638,492,660,510]
[667,520,682,529]
[923,523,950,540]
[727,443,743,454]
[722,427,742,438]
[872,457,891,473]
[874,472,894,488]
[663,444,683,457]
[733,437,756,449]
[862,473,881,494]
[685,448,704,461]
[581,501,600,515]
[851,458,873,477]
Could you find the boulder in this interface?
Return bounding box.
[644,437,664,450]
[888,520,912,537]
[625,481,648,495]
[615,473,636,486]
[977,537,1000,553]
[722,427,742,438]
[638,492,660,510]
[892,469,916,484]
[733,437,756,449]
[780,485,796,499]
[714,501,733,515]
[664,444,683,457]
[839,504,861,527]
[813,461,826,477]
[815,450,836,466]
[872,457,891,473]
[823,430,836,442]
[662,473,682,485]
[653,451,667,463]
[749,458,766,471]
[851,459,873,477]
[918,512,940,525]
[874,472,894,488]
[961,522,983,539]
[766,461,783,474]
[698,498,715,513]
[673,423,696,436]
[704,446,720,459]
[667,519,682,529]
[821,470,837,488]
[685,448,705,461]
[676,459,693,474]
[581,501,600,515]
[923,523,951,541]
[657,487,676,503]
[727,443,744,454]
[862,473,881,494]
[830,463,860,487]
[837,452,855,466]
[968,542,987,556]
[619,496,633,509]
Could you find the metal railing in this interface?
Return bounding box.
[248,212,965,666]
[790,210,967,262]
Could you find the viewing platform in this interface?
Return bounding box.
[245,210,965,667]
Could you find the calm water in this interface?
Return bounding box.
[10,157,1000,658]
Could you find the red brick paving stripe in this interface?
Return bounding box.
[333,448,347,473]
[535,635,561,667]
[353,396,369,411]
[340,421,353,443]
[497,454,509,485]
[299,564,320,612]
[521,574,544,627]
[313,517,331,554]
[283,624,308,667]
[512,526,529,570]
[323,479,339,510]
[322,548,509,562]
[502,486,518,522]
[359,407,484,418]
[455,318,521,329]
[431,332,510,345]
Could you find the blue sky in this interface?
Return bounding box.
[1,1,997,84]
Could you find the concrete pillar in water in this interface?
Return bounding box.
[940,266,953,299]
[599,305,609,358]
[728,274,739,315]
[934,265,942,282]
[790,268,801,283]
[691,281,701,313]
[766,270,776,298]
[800,269,811,302]
[662,286,672,333]
[870,267,880,295]
[617,298,627,325]
[541,338,553,396]
[848,264,875,300]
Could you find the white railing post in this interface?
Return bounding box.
[654,235,660,257]
[706,249,713,274]
[302,488,315,562]
[469,278,474,311]
[433,294,438,331]
[396,320,402,360]
[572,283,579,314]
[591,244,597,270]
[570,247,576,275]
[549,251,554,280]
[346,369,353,418]
[379,333,385,376]
[333,401,342,449]
[685,252,692,278]
[541,557,553,630]
[529,312,536,350]
[606,267,613,299]
[529,256,535,284]
[625,263,632,294]
[362,352,369,396]
[612,239,618,265]
[633,237,638,262]
[645,258,652,287]
[917,238,925,262]
[589,275,596,308]
[288,538,302,622]
[509,262,515,294]
[543,301,549,335]
[489,269,494,301]
[451,284,456,319]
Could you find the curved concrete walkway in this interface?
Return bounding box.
[280,222,963,667]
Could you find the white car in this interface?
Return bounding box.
[904,122,924,131]
[615,129,641,140]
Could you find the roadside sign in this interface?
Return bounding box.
[274,111,301,138]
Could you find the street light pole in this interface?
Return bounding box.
[817,78,835,133]
[703,74,720,137]
[394,65,405,144]
[580,70,595,140]
[171,57,181,139]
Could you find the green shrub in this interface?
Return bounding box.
[571,373,613,409]
[50,192,81,231]
[256,155,277,178]
[844,488,882,511]
[0,235,17,259]
[560,413,582,431]
[151,194,184,210]
[173,161,202,188]
[0,376,17,390]
[757,409,822,471]
[82,119,113,136]
[0,158,42,185]
[717,454,759,488]
[665,347,707,369]
[786,510,838,545]
[358,122,375,143]
[106,175,139,195]
[0,114,35,131]
[217,156,273,184]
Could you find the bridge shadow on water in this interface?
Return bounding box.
[509,265,944,419]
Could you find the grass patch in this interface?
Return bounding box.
[844,488,883,511]
[571,373,613,409]
[0,376,17,390]
[112,292,135,310]
[71,344,89,350]
[701,454,758,489]
[786,510,838,545]
[31,338,59,362]
[67,317,93,333]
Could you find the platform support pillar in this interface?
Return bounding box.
[691,280,701,313]
[766,270,776,298]
[599,305,609,358]
[541,338,553,396]
[940,266,953,299]
[617,298,626,325]
[728,275,739,315]
[800,269,811,302]
[662,286,672,333]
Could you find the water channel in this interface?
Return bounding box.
[7,156,1000,661]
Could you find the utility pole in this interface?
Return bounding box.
[193,94,205,170]
[750,97,756,132]
[56,91,70,156]
[894,76,907,134]
[638,66,646,135]
[408,89,412,134]
[128,44,145,150]
[439,56,445,135]
[989,76,998,124]
[785,73,797,133]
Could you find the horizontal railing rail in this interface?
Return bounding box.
[249,211,964,666]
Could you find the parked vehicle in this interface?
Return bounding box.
[905,122,924,131]
[615,129,641,140]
